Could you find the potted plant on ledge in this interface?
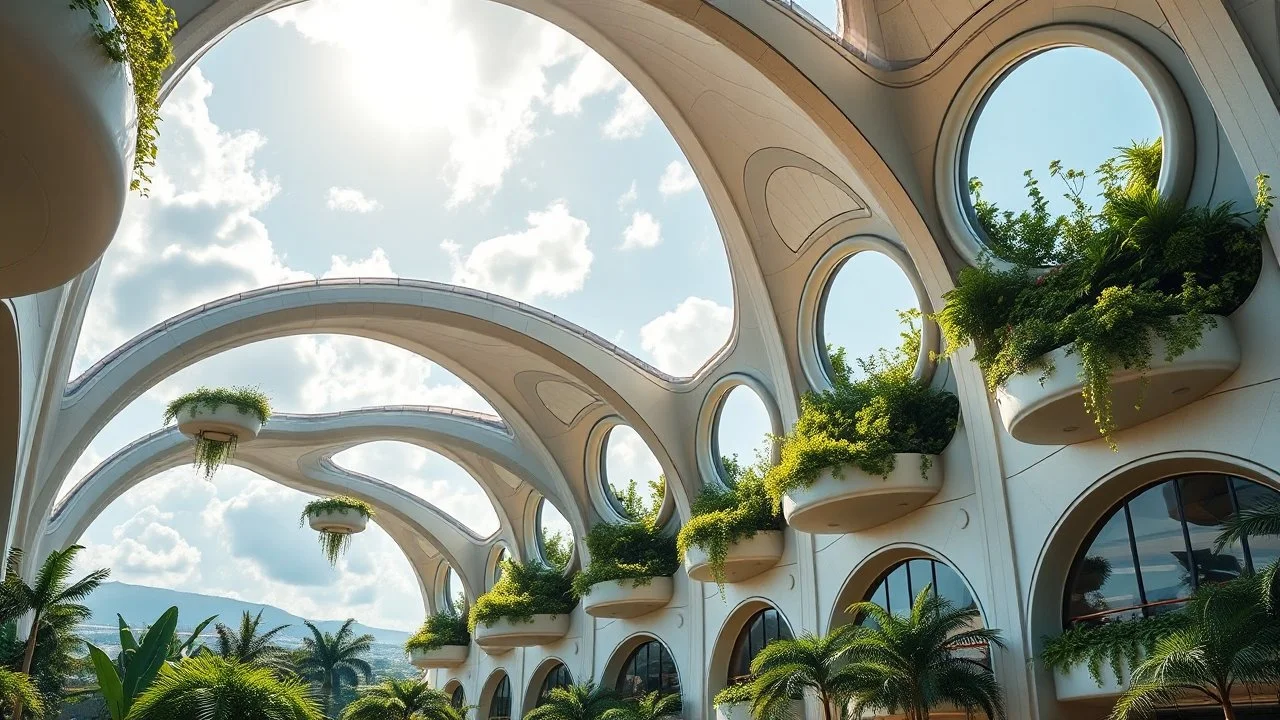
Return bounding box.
[163,387,271,480]
[469,559,576,651]
[301,496,374,566]
[712,682,754,720]
[937,139,1268,447]
[573,508,678,619]
[679,456,784,589]
[405,603,470,669]
[765,314,959,534]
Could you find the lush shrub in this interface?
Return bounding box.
[677,458,782,589]
[938,139,1269,444]
[764,312,958,507]
[405,607,469,653]
[571,517,678,597]
[1040,612,1184,686]
[299,497,374,566]
[542,530,573,571]
[712,682,753,706]
[469,560,576,630]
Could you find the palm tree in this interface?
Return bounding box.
[341,678,464,720]
[127,655,323,720]
[524,683,625,720]
[842,586,1007,720]
[0,667,42,718]
[0,546,108,719]
[217,610,291,672]
[602,691,681,720]
[1109,574,1280,720]
[1216,498,1280,609]
[294,619,373,716]
[746,624,862,720]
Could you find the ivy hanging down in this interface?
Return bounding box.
[571,511,678,598]
[936,138,1270,445]
[676,455,782,591]
[300,497,374,566]
[469,560,576,631]
[162,387,272,480]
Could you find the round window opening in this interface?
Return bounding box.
[714,385,773,483]
[819,251,919,385]
[444,566,466,611]
[965,46,1163,264]
[538,498,573,570]
[602,424,664,519]
[491,546,509,588]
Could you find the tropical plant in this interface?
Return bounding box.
[0,668,42,719]
[87,606,185,720]
[0,606,90,716]
[216,610,291,673]
[745,626,861,720]
[127,656,322,720]
[68,0,177,192]
[524,682,625,720]
[405,606,469,654]
[1040,612,1185,687]
[299,497,375,566]
[677,454,782,590]
[0,546,109,719]
[1215,498,1280,610]
[543,530,573,571]
[162,386,272,479]
[341,679,464,720]
[764,312,959,509]
[841,586,1007,720]
[571,516,677,598]
[294,619,374,716]
[937,139,1270,444]
[469,560,576,631]
[603,691,681,720]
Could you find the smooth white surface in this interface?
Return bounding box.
[1053,662,1130,702]
[685,530,784,584]
[783,455,943,534]
[581,577,673,619]
[175,403,263,441]
[306,507,369,534]
[715,703,751,720]
[473,614,570,650]
[409,644,469,669]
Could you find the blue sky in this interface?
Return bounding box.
[67,1,1158,630]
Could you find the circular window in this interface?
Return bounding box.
[538,499,573,570]
[602,425,664,519]
[714,385,773,481]
[444,566,466,610]
[819,251,919,383]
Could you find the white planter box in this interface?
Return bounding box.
[175,403,264,442]
[996,316,1238,445]
[307,507,369,535]
[716,703,752,720]
[782,455,942,534]
[582,577,672,619]
[685,531,783,584]
[1053,661,1130,702]
[0,0,136,295]
[474,613,569,650]
[408,644,468,669]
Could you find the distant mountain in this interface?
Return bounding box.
[82,582,411,646]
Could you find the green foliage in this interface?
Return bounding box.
[677,457,782,591]
[523,682,625,720]
[340,678,464,720]
[215,610,291,674]
[613,478,666,524]
[162,386,272,425]
[127,656,323,720]
[542,530,573,571]
[67,0,177,193]
[0,667,41,718]
[87,607,180,720]
[571,518,678,597]
[294,619,374,717]
[1216,500,1280,611]
[712,682,753,706]
[405,607,469,653]
[1039,612,1185,687]
[941,139,1268,444]
[602,691,681,720]
[764,312,958,507]
[744,625,862,720]
[299,497,374,566]
[469,561,576,631]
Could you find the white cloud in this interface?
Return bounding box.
[81,506,202,585]
[603,86,655,139]
[617,181,637,209]
[325,186,381,213]
[658,160,698,196]
[550,52,624,114]
[640,296,733,376]
[322,248,396,278]
[442,201,592,301]
[621,211,662,251]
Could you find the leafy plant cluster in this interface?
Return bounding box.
[939,138,1269,443]
[612,477,667,524]
[300,497,374,566]
[765,311,959,507]
[542,529,573,571]
[1039,611,1185,686]
[68,0,177,193]
[469,560,576,631]
[525,682,679,720]
[712,681,753,706]
[676,456,782,589]
[405,606,469,653]
[163,387,273,480]
[572,517,678,597]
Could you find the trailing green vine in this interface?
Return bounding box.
[163,387,271,480]
[68,0,178,193]
[1040,613,1186,687]
[405,604,469,653]
[571,515,678,597]
[763,312,959,510]
[677,456,781,591]
[300,496,374,566]
[938,138,1269,445]
[469,560,576,631]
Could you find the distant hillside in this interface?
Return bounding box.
[83,582,411,645]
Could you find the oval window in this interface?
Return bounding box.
[602,425,664,518]
[538,499,573,569]
[714,385,772,481]
[820,251,918,383]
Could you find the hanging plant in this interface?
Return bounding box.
[570,514,678,598]
[162,387,271,480]
[300,496,374,566]
[677,456,782,591]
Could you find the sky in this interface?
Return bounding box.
[65,1,1159,631]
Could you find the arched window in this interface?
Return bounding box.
[1065,474,1280,627]
[537,663,574,706]
[450,685,466,710]
[728,608,792,683]
[615,640,680,697]
[863,558,977,617]
[488,675,511,720]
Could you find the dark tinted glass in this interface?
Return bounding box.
[1128,483,1193,610]
[616,640,679,697]
[451,686,465,710]
[489,676,511,720]
[1067,510,1141,622]
[864,559,978,617]
[538,663,573,706]
[728,609,793,681]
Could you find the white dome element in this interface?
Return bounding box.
[0,0,136,296]
[685,530,783,584]
[408,645,469,669]
[783,454,942,534]
[582,577,672,619]
[175,404,263,443]
[306,507,369,535]
[473,614,570,651]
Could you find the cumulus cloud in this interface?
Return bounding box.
[640,297,733,376]
[81,506,202,585]
[621,211,662,251]
[617,181,637,209]
[603,86,655,139]
[325,186,381,213]
[322,248,396,278]
[658,160,698,196]
[441,201,592,301]
[550,52,623,115]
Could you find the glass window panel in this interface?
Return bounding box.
[1127,484,1193,611]
[885,563,910,616]
[907,559,935,600]
[1234,477,1280,571]
[489,676,511,720]
[451,686,465,710]
[1067,509,1141,623]
[618,641,679,697]
[1178,475,1246,586]
[935,562,976,612]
